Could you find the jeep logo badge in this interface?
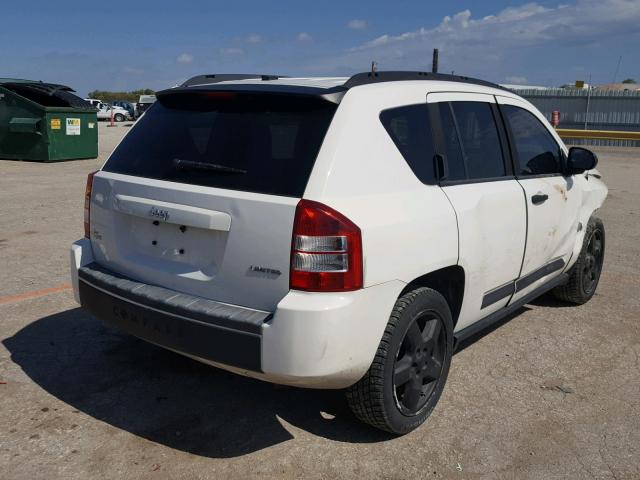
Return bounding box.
[149,206,170,221]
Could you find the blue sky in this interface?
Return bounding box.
[1,0,639,96]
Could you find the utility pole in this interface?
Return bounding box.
[584,73,592,130]
[432,49,439,74]
[612,56,622,83]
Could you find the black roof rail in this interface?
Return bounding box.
[181,73,284,87]
[343,71,508,91]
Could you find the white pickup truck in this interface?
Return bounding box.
[94,101,130,122]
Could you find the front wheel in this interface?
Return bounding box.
[553,216,605,304]
[346,287,453,434]
[114,113,125,122]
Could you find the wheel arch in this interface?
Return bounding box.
[400,265,465,329]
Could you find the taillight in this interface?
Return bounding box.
[84,171,97,238]
[290,199,363,292]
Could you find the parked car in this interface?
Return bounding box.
[96,102,130,122]
[70,72,607,434]
[112,100,136,119]
[135,94,156,118]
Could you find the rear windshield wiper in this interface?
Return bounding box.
[173,158,247,174]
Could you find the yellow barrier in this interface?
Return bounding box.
[556,129,640,141]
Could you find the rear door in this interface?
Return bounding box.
[497,96,581,302]
[427,92,527,330]
[90,91,337,312]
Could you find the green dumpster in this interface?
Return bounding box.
[0,78,98,161]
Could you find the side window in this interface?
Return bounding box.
[502,105,562,176]
[437,101,506,181]
[437,103,466,181]
[380,104,436,184]
[451,102,505,179]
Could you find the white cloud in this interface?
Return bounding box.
[176,53,193,64]
[347,19,368,30]
[315,1,640,82]
[219,47,244,56]
[505,75,528,84]
[246,34,263,44]
[297,32,312,42]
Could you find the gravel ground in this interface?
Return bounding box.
[0,123,638,479]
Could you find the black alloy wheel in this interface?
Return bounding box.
[581,228,604,296]
[346,287,454,434]
[393,311,446,415]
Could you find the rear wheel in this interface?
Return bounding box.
[114,113,125,122]
[553,216,605,304]
[346,287,453,434]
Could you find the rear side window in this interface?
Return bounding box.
[103,92,337,197]
[502,105,562,176]
[437,101,506,181]
[380,104,436,184]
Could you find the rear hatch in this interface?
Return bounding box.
[90,89,336,312]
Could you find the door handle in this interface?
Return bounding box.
[531,193,549,205]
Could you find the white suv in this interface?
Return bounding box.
[70,72,607,434]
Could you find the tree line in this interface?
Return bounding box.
[86,88,155,103]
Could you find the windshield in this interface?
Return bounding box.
[104,92,336,197]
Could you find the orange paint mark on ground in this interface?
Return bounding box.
[0,283,72,306]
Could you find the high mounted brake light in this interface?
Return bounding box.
[84,171,97,238]
[290,199,363,292]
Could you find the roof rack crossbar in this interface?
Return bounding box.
[342,71,508,91]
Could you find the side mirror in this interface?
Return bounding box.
[567,147,598,174]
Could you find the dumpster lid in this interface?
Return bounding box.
[0,78,76,93]
[0,80,92,109]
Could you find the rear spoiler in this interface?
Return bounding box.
[157,83,347,104]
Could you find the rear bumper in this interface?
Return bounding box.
[70,238,404,388]
[77,261,267,372]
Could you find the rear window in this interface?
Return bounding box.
[103,92,337,197]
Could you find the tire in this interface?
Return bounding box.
[553,216,605,304]
[346,287,454,434]
[114,113,125,122]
